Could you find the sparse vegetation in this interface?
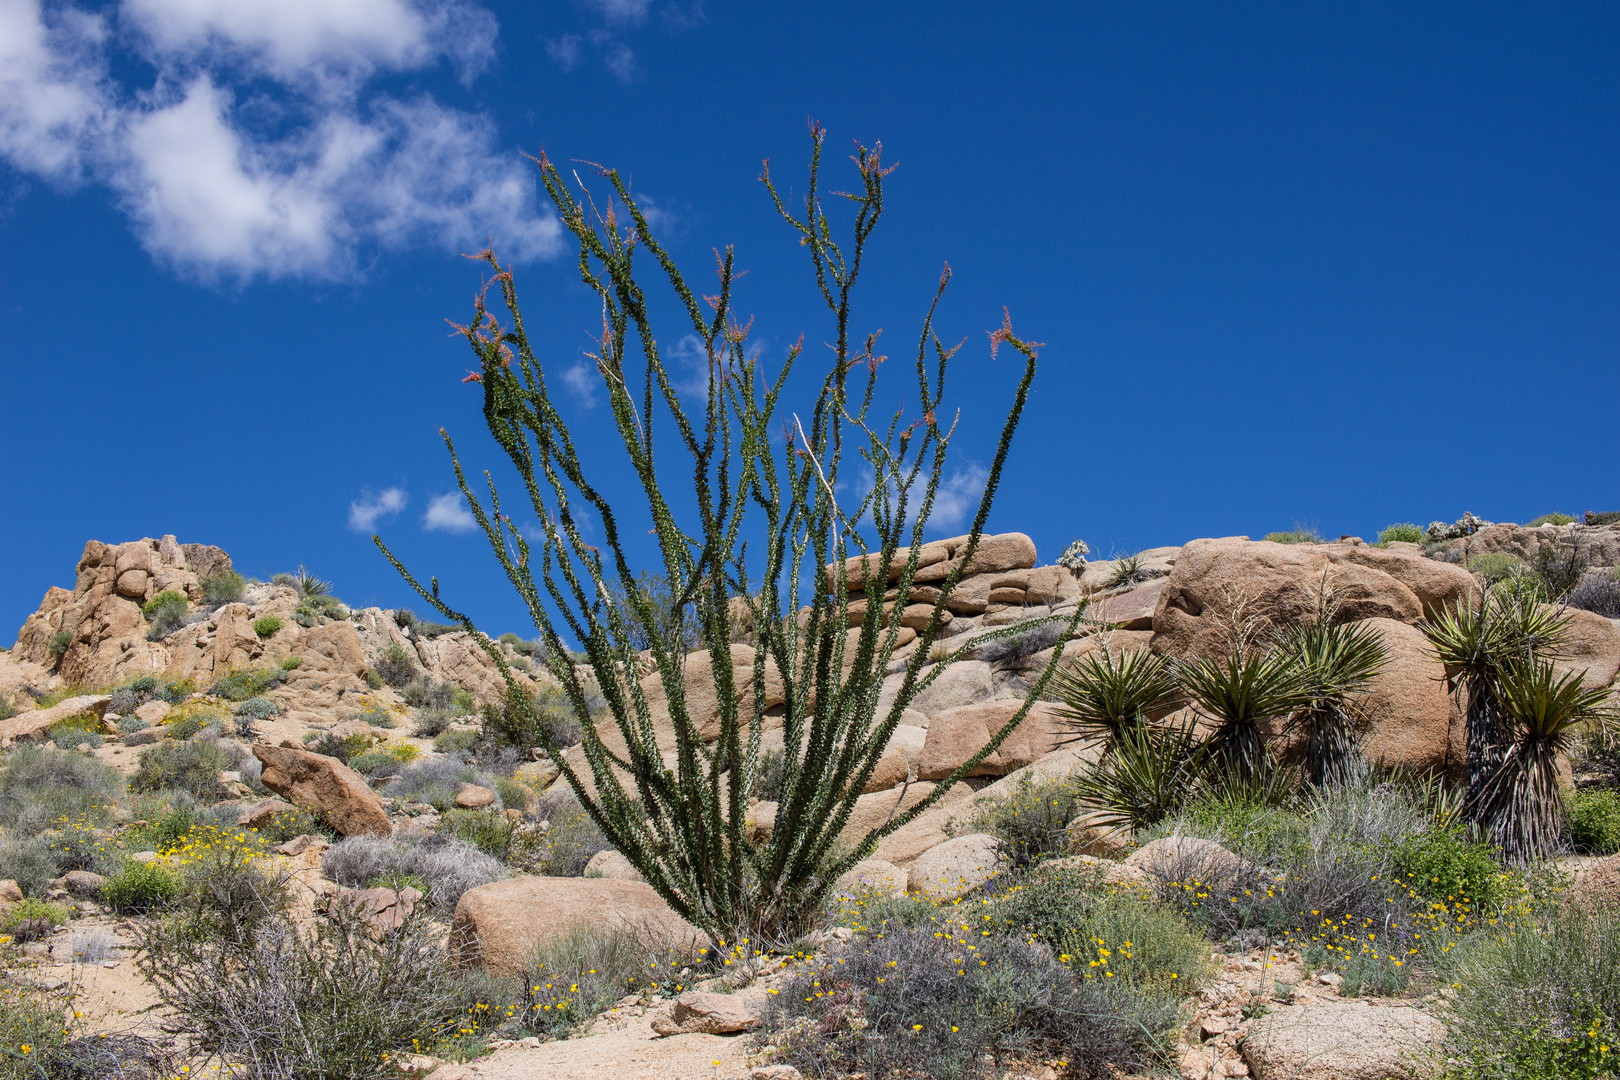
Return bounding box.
[1527,512,1575,527]
[251,615,284,638]
[373,642,417,687]
[130,740,237,802]
[322,834,504,910]
[1568,568,1620,619]
[1376,522,1425,546]
[1263,522,1322,545]
[198,570,246,609]
[47,629,72,661]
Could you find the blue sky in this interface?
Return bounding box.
[2,1,1617,641]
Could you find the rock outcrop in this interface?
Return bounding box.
[253,745,393,838]
[1239,1000,1446,1080]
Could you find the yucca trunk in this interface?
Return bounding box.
[1470,737,1566,865]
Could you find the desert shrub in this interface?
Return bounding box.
[766,925,1170,1079]
[47,629,72,660]
[753,749,787,802]
[1571,787,1620,855]
[102,860,183,913]
[412,709,452,738]
[1158,794,1310,861]
[1527,512,1575,527]
[25,1032,175,1080]
[118,716,149,733]
[130,740,235,802]
[969,620,1068,670]
[389,758,476,810]
[278,655,302,671]
[1388,828,1516,913]
[251,615,284,639]
[1468,551,1524,584]
[1,898,70,936]
[145,597,191,641]
[345,751,401,777]
[387,742,420,764]
[534,795,610,876]
[1445,905,1620,1080]
[959,773,1078,869]
[198,571,246,609]
[438,808,544,867]
[434,729,478,755]
[233,696,280,723]
[603,570,700,654]
[483,927,672,1042]
[1264,523,1321,545]
[140,901,464,1080]
[209,668,285,702]
[301,731,373,764]
[0,838,56,898]
[495,776,531,813]
[0,698,15,723]
[247,806,324,844]
[0,744,122,830]
[162,700,230,740]
[0,985,70,1076]
[370,641,414,683]
[46,716,103,749]
[414,620,458,639]
[1568,570,1620,619]
[323,834,504,910]
[1531,544,1589,599]
[141,590,188,619]
[993,865,1209,992]
[393,608,417,629]
[356,706,396,729]
[1376,522,1425,546]
[480,684,584,751]
[39,817,120,875]
[157,677,193,703]
[292,594,346,628]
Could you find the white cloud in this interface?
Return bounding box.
[855,460,988,534]
[599,38,634,81]
[424,491,478,533]
[559,360,597,408]
[0,0,112,181]
[545,33,581,71]
[121,0,497,87]
[584,0,651,26]
[0,0,558,281]
[928,463,989,532]
[348,486,407,531]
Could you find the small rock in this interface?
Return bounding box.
[278,835,330,857]
[238,799,295,829]
[650,990,761,1036]
[583,849,644,882]
[121,730,161,746]
[0,880,23,903]
[454,783,496,809]
[128,851,160,864]
[517,1036,540,1048]
[61,870,106,898]
[1316,973,1342,987]
[753,1067,804,1080]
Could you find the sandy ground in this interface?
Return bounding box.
[462,1009,758,1080]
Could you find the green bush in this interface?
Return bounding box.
[1376,522,1426,546]
[1264,523,1321,545]
[1527,512,1575,527]
[1572,787,1620,855]
[279,656,302,671]
[302,731,373,764]
[251,615,284,639]
[46,715,104,749]
[130,741,236,802]
[958,773,1078,869]
[0,897,70,933]
[198,571,246,609]
[126,804,203,850]
[480,684,583,751]
[345,751,400,776]
[535,796,610,876]
[1468,551,1524,584]
[141,590,189,619]
[1445,906,1620,1079]
[47,629,72,660]
[119,716,150,733]
[495,776,531,814]
[0,839,57,897]
[373,642,417,687]
[0,743,123,830]
[233,696,279,723]
[492,927,675,1041]
[765,923,1173,1079]
[209,668,286,702]
[438,808,544,867]
[0,986,70,1077]
[1388,828,1515,913]
[433,729,478,755]
[102,860,183,913]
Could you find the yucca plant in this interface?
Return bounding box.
[1470,658,1615,863]
[1276,618,1388,786]
[1068,716,1205,834]
[293,566,331,599]
[1049,647,1178,752]
[376,128,1075,946]
[1420,575,1569,817]
[1174,647,1309,785]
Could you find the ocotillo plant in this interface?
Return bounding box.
[378,127,1079,944]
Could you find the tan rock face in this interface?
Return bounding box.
[1239,1000,1446,1080]
[1348,618,1459,779]
[1331,546,1480,621]
[1151,538,1426,658]
[904,660,995,716]
[907,833,1004,900]
[0,695,113,745]
[830,533,1038,593]
[1094,580,1165,631]
[832,859,907,899]
[252,745,393,837]
[449,877,700,976]
[915,700,1067,780]
[1555,608,1620,691]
